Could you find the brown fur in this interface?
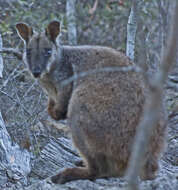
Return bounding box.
[16,21,167,184]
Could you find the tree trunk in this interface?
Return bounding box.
[126,0,138,61]
[0,33,3,78]
[66,0,77,45]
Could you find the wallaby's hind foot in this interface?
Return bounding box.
[51,167,96,184]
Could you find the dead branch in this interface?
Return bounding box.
[89,0,98,15]
[0,47,23,60]
[0,111,31,185]
[126,1,178,190]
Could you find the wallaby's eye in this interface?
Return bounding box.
[44,48,52,57]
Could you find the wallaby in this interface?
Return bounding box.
[16,21,167,184]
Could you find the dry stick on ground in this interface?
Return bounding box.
[126,1,178,190]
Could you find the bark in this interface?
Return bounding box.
[66,0,77,45]
[126,1,178,190]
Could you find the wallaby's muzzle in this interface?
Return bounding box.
[32,69,41,78]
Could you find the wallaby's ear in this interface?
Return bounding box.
[45,21,60,43]
[16,23,33,43]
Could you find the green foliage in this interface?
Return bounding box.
[0,21,11,35]
[0,0,65,45]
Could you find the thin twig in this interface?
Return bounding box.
[61,65,142,88]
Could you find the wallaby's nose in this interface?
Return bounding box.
[32,71,41,78]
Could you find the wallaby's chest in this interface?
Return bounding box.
[39,74,58,101]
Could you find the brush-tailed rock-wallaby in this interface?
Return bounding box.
[16,21,167,184]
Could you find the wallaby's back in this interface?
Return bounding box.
[61,46,166,182]
[66,50,145,176]
[67,46,166,182]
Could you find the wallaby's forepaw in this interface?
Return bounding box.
[48,107,62,120]
[48,99,66,120]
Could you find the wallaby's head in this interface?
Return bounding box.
[16,21,60,78]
